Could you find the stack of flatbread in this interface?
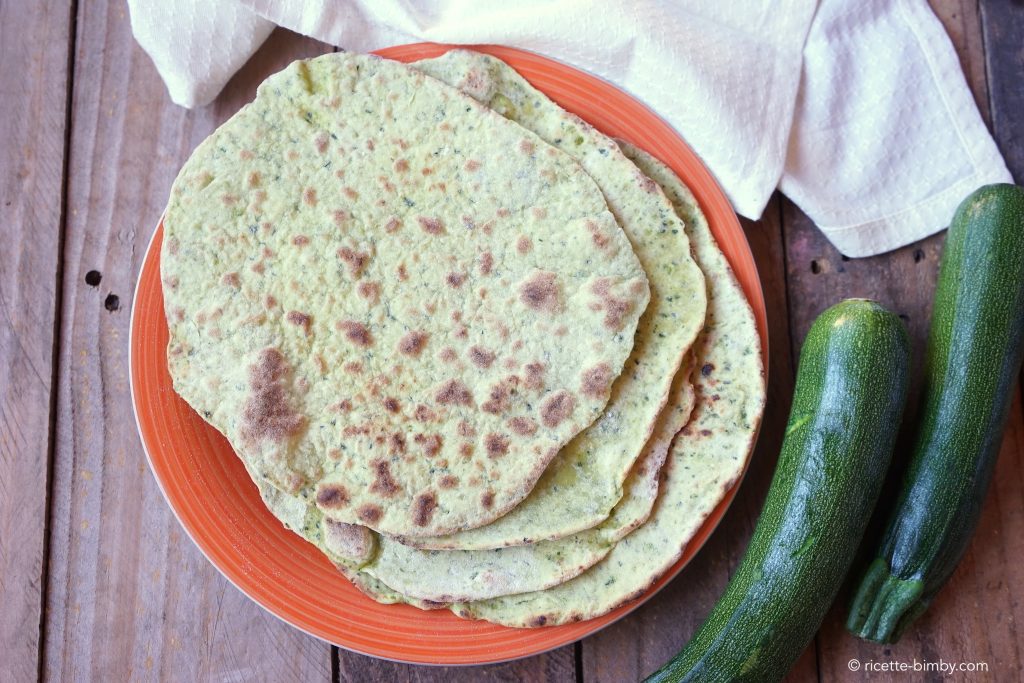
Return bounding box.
[161,50,765,628]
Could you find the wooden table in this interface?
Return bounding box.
[3,1,1022,680]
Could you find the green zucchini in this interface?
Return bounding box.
[847,183,1024,643]
[648,299,910,683]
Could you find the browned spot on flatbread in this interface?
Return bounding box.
[398,330,428,356]
[457,420,476,438]
[479,251,494,276]
[532,207,547,220]
[357,281,380,304]
[343,187,359,200]
[519,271,560,312]
[635,168,658,193]
[589,277,636,331]
[516,236,532,254]
[333,210,349,227]
[540,390,575,428]
[264,295,277,309]
[316,483,349,509]
[338,247,370,279]
[241,348,306,444]
[303,188,318,206]
[357,504,382,523]
[285,310,311,334]
[435,379,473,406]
[414,433,443,456]
[523,362,546,391]
[603,298,632,331]
[508,416,538,436]
[481,490,494,509]
[485,433,510,458]
[439,475,459,490]
[459,442,474,458]
[446,271,466,288]
[414,405,436,422]
[292,234,310,247]
[221,272,240,288]
[383,397,400,413]
[384,216,402,233]
[438,347,458,364]
[530,615,548,627]
[468,346,496,369]
[394,159,409,172]
[337,320,373,347]
[465,159,481,172]
[313,131,329,154]
[417,216,444,235]
[519,139,535,155]
[388,433,407,455]
[413,492,438,527]
[370,459,399,496]
[586,220,610,249]
[482,378,517,415]
[580,363,613,399]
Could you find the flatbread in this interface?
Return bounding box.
[162,52,649,537]
[258,354,694,603]
[396,50,706,549]
[360,355,695,601]
[448,144,765,626]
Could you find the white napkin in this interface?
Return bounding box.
[128,0,1012,257]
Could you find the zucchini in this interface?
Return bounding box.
[847,183,1024,643]
[648,299,910,683]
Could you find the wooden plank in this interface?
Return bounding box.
[336,647,576,682]
[0,1,73,680]
[41,11,333,680]
[580,200,818,681]
[980,0,1024,181]
[783,2,1024,676]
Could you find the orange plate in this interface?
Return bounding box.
[130,43,768,666]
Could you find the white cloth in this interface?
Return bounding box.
[127,0,1012,257]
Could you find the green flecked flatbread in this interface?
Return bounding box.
[162,52,650,537]
[259,353,694,602]
[243,50,708,602]
[395,49,707,550]
[445,144,765,626]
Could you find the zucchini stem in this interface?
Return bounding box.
[846,558,927,643]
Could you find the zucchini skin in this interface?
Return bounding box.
[648,300,910,683]
[848,184,1024,643]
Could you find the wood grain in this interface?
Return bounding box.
[0,1,73,681]
[981,0,1024,181]
[337,647,577,682]
[41,9,332,680]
